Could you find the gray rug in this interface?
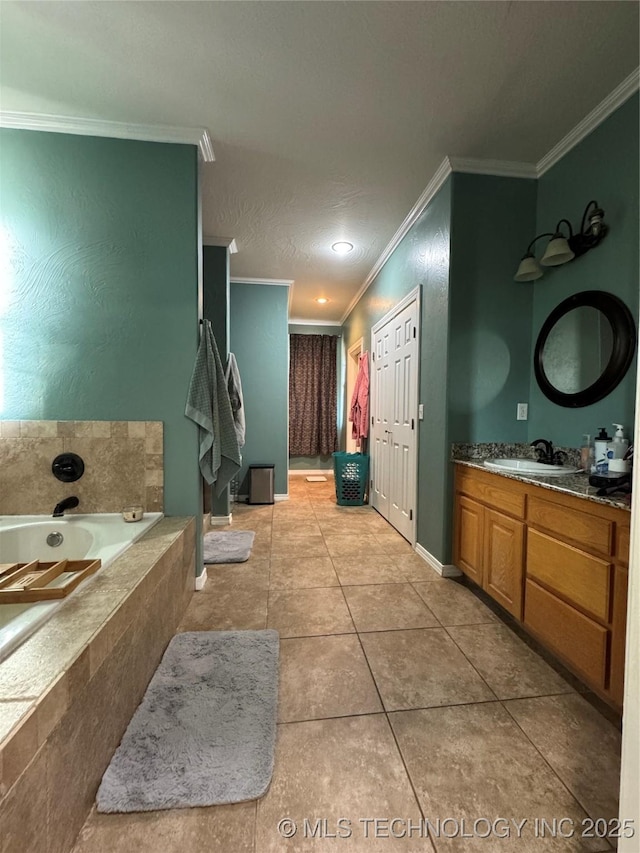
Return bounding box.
[96,630,279,813]
[203,530,255,563]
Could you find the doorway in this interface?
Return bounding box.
[345,337,364,454]
[370,288,420,543]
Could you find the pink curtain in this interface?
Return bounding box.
[289,334,338,456]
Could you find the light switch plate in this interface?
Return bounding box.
[517,402,528,421]
[418,404,424,420]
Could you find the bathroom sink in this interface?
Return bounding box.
[484,458,580,476]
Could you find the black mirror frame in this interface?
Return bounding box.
[534,290,637,408]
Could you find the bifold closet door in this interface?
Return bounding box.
[370,296,418,542]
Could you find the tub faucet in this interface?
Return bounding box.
[52,496,79,518]
[530,439,554,465]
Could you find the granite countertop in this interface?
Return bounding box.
[453,457,631,512]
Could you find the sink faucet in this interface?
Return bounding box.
[52,496,79,518]
[530,439,567,466]
[530,439,554,465]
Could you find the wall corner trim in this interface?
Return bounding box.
[341,157,453,324]
[194,567,208,591]
[288,318,342,327]
[449,157,537,179]
[414,542,462,578]
[0,111,216,161]
[536,67,640,177]
[210,514,233,526]
[203,236,238,253]
[230,277,293,287]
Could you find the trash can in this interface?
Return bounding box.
[248,464,275,505]
[332,452,369,506]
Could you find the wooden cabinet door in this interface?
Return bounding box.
[483,509,525,619]
[454,495,484,585]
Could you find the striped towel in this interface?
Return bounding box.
[185,320,241,495]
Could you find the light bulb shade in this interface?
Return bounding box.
[540,235,575,267]
[514,254,543,282]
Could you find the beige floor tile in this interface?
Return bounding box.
[413,579,498,625]
[324,534,387,557]
[271,520,322,537]
[270,534,329,558]
[332,557,408,586]
[343,584,439,632]
[203,559,271,592]
[505,694,622,822]
[267,588,355,638]
[177,588,268,631]
[270,556,339,589]
[389,703,604,853]
[255,715,424,852]
[399,559,443,582]
[278,635,382,722]
[360,628,494,711]
[72,802,255,853]
[448,623,574,699]
[373,533,415,556]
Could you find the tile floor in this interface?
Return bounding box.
[73,476,621,852]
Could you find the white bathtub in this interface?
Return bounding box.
[0,513,163,661]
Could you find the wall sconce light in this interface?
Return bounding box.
[514,200,608,282]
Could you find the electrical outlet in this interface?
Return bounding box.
[517,403,528,421]
[418,404,424,420]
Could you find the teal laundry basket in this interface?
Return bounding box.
[332,452,369,506]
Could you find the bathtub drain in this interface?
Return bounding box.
[47,532,64,548]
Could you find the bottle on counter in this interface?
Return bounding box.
[594,427,611,474]
[608,424,630,474]
[580,434,595,472]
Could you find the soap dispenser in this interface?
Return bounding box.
[609,424,630,473]
[594,427,611,473]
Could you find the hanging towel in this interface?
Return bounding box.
[225,352,246,449]
[349,351,370,448]
[185,320,241,495]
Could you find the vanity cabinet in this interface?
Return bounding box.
[453,464,630,708]
[453,469,525,619]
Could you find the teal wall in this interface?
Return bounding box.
[288,323,342,471]
[343,179,452,562]
[0,130,202,535]
[449,173,537,443]
[203,245,231,516]
[529,93,639,445]
[230,283,289,495]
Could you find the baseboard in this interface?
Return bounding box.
[202,513,211,535]
[210,513,232,526]
[414,543,462,578]
[289,469,334,476]
[234,495,289,503]
[194,567,208,591]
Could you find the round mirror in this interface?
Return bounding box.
[534,291,636,408]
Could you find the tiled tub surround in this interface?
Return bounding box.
[451,443,630,511]
[0,516,195,853]
[0,420,164,515]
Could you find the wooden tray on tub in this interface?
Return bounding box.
[0,559,102,604]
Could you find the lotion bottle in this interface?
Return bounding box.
[608,424,630,473]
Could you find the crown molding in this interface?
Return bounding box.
[230,277,293,287]
[536,67,639,177]
[0,111,215,162]
[340,156,453,325]
[288,318,342,327]
[203,236,238,253]
[449,157,537,179]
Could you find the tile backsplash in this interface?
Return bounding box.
[0,421,163,515]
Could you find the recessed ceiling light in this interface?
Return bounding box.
[315,297,330,304]
[331,241,354,255]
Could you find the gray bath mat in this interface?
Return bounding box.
[203,530,255,563]
[96,630,279,813]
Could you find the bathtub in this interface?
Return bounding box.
[0,512,162,661]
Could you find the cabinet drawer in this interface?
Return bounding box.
[457,471,525,519]
[528,495,613,556]
[524,580,608,689]
[527,529,612,623]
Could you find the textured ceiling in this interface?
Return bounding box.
[1,1,638,320]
